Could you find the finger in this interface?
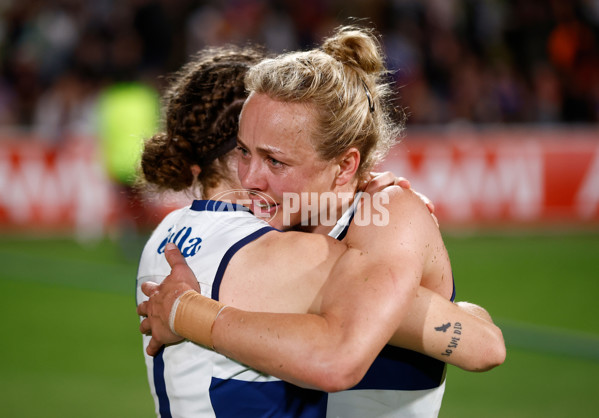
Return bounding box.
[164,243,201,291]
[137,301,148,317]
[364,171,396,193]
[142,281,159,297]
[431,213,439,228]
[359,172,375,188]
[414,191,435,214]
[375,171,396,188]
[395,177,411,189]
[164,243,189,268]
[140,318,151,335]
[427,202,436,215]
[146,337,164,357]
[414,191,430,205]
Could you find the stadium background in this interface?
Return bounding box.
[1,1,598,417]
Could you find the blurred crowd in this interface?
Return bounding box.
[1,0,598,138]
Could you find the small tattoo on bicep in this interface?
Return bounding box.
[435,322,451,332]
[438,322,462,357]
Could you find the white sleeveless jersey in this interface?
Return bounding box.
[326,192,449,418]
[136,200,327,417]
[137,198,450,417]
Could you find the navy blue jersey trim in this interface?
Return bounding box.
[451,275,456,302]
[335,210,355,241]
[212,226,276,301]
[153,347,172,418]
[331,192,362,241]
[209,377,327,417]
[191,199,251,213]
[352,345,446,391]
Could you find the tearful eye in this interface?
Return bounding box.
[268,156,283,167]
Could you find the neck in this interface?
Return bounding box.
[203,181,247,206]
[302,179,360,236]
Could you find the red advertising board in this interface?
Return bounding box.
[378,127,599,227]
[0,136,116,237]
[1,127,598,235]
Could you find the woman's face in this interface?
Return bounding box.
[237,93,340,230]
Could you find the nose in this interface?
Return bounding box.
[239,158,268,192]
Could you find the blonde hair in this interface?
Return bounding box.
[245,25,404,180]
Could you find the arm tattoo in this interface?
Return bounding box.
[436,322,462,357]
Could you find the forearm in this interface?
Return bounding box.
[389,287,506,371]
[173,291,372,392]
[213,308,359,391]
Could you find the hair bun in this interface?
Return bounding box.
[141,132,194,191]
[321,26,383,74]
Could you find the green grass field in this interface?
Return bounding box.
[0,231,598,417]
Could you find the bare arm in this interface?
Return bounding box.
[211,189,505,389]
[139,191,505,390]
[211,281,505,391]
[387,290,505,372]
[211,187,432,391]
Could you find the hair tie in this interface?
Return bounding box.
[197,136,237,166]
[361,80,375,113]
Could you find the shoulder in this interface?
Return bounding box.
[347,186,438,255]
[374,185,426,212]
[222,230,347,312]
[356,185,433,231]
[240,230,346,267]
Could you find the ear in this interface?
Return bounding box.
[191,164,201,179]
[334,147,360,187]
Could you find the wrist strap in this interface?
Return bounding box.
[171,290,226,349]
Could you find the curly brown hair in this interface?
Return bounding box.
[139,45,266,194]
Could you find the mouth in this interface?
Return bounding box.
[249,198,279,217]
